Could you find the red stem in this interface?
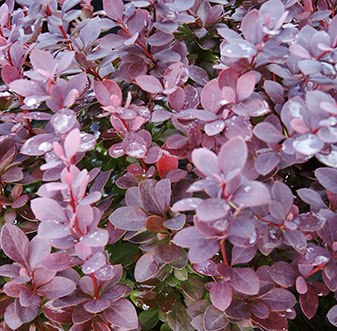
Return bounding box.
[220,239,228,266]
[305,264,326,279]
[90,273,99,300]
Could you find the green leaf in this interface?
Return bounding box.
[139,308,159,331]
[160,323,172,331]
[109,242,139,266]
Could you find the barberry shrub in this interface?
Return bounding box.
[2,0,337,330]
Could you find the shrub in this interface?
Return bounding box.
[1,0,337,330]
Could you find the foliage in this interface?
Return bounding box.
[1,0,337,330]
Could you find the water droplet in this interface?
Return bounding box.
[249,231,257,244]
[38,141,53,152]
[26,97,37,107]
[313,255,329,265]
[244,186,251,193]
[79,133,96,151]
[52,112,74,133]
[269,229,277,239]
[293,134,324,155]
[125,141,147,158]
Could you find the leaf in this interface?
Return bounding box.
[41,253,81,271]
[327,305,337,326]
[218,137,247,181]
[0,224,29,265]
[181,278,205,300]
[200,79,222,113]
[232,181,271,207]
[31,198,66,222]
[191,148,219,177]
[109,242,139,266]
[109,206,147,231]
[167,300,194,331]
[135,75,163,94]
[64,128,81,159]
[203,305,228,331]
[196,198,230,221]
[236,71,255,101]
[231,246,257,265]
[269,261,295,287]
[172,227,219,263]
[231,267,260,295]
[139,308,159,331]
[210,281,232,311]
[260,288,296,311]
[37,277,76,300]
[134,253,159,282]
[103,299,138,330]
[103,0,124,20]
[253,122,285,143]
[315,167,337,194]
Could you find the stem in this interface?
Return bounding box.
[220,239,228,266]
[305,264,326,279]
[90,273,99,300]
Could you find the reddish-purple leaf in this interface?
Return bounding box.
[135,75,163,94]
[0,224,29,265]
[37,277,76,299]
[134,253,159,282]
[231,268,260,295]
[103,0,124,20]
[109,206,147,231]
[210,281,232,311]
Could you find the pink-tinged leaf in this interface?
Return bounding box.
[1,65,21,84]
[21,133,55,156]
[231,268,260,295]
[72,304,94,324]
[103,0,124,20]
[327,305,337,327]
[38,220,69,240]
[30,49,55,78]
[203,305,228,331]
[201,79,222,113]
[9,79,43,97]
[227,218,256,247]
[103,299,138,330]
[232,181,271,207]
[2,166,23,182]
[0,264,20,277]
[192,148,219,177]
[231,246,257,265]
[283,228,307,253]
[253,312,288,331]
[181,278,205,300]
[250,302,269,319]
[171,198,203,212]
[269,261,295,287]
[167,301,194,331]
[94,79,122,107]
[218,137,247,181]
[65,128,81,159]
[300,289,318,320]
[134,253,159,282]
[172,227,219,263]
[84,298,110,313]
[260,288,296,312]
[32,268,56,288]
[196,198,230,222]
[37,276,76,299]
[296,276,308,294]
[29,237,51,269]
[15,298,39,323]
[109,206,147,231]
[135,75,163,94]
[253,122,285,143]
[82,252,106,274]
[315,168,337,194]
[0,224,29,265]
[255,151,280,176]
[43,301,73,324]
[31,198,66,222]
[154,179,171,212]
[41,253,81,271]
[19,287,40,307]
[4,303,23,330]
[236,71,255,101]
[210,281,232,311]
[81,229,109,247]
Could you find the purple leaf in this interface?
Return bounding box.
[37,276,76,299]
[218,137,247,181]
[0,224,29,265]
[172,227,219,263]
[196,198,230,221]
[254,122,285,143]
[210,281,232,311]
[231,246,257,265]
[203,305,228,331]
[31,198,67,222]
[109,206,147,231]
[315,168,337,194]
[103,0,124,20]
[192,148,220,177]
[231,268,260,295]
[134,253,159,282]
[41,253,81,271]
[236,71,255,101]
[259,288,296,312]
[201,79,222,113]
[135,75,163,94]
[103,299,138,330]
[232,181,271,207]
